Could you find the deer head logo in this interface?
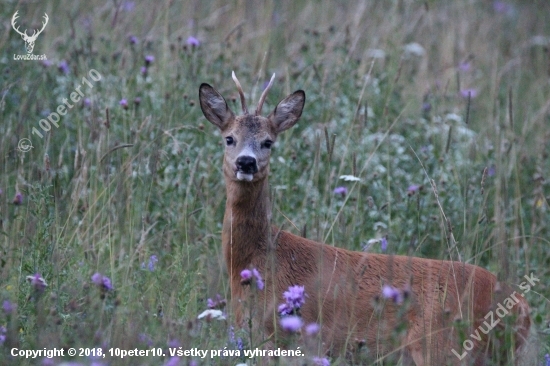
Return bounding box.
[11,11,49,54]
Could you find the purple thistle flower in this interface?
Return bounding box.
[312,357,331,366]
[280,315,303,332]
[41,60,52,68]
[380,237,388,252]
[382,285,403,304]
[144,55,155,66]
[91,273,114,291]
[3,300,14,314]
[147,255,158,271]
[13,191,23,205]
[83,98,91,108]
[305,322,320,336]
[240,269,252,281]
[128,35,138,45]
[26,273,47,292]
[407,184,420,196]
[278,303,292,316]
[252,268,264,290]
[487,165,496,177]
[207,294,226,309]
[283,285,306,309]
[119,99,129,110]
[460,88,478,99]
[58,60,70,74]
[545,354,550,366]
[102,276,113,291]
[333,186,347,196]
[186,36,200,47]
[0,326,6,345]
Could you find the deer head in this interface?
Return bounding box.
[199,72,305,183]
[11,11,49,54]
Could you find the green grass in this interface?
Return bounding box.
[0,1,549,365]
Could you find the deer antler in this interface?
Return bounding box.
[33,13,49,38]
[232,71,249,115]
[255,73,275,116]
[11,11,27,37]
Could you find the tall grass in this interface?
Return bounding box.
[0,1,548,365]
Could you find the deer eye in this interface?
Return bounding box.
[262,140,273,149]
[225,136,234,146]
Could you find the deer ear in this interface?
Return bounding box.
[199,83,234,130]
[269,90,305,133]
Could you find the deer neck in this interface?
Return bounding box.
[222,170,272,275]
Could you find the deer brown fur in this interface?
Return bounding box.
[198,74,531,365]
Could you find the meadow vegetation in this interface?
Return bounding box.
[0,1,549,365]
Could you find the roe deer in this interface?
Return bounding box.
[198,73,531,365]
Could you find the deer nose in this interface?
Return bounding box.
[236,156,258,174]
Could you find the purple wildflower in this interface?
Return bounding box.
[58,60,70,74]
[305,323,320,336]
[13,191,23,205]
[333,186,347,196]
[186,36,200,47]
[240,269,252,282]
[407,185,420,196]
[119,99,129,110]
[3,300,14,314]
[140,66,148,76]
[91,273,114,291]
[207,294,226,309]
[41,60,52,68]
[278,303,292,316]
[460,88,478,99]
[26,273,47,292]
[0,325,6,345]
[283,285,306,309]
[487,165,496,177]
[134,97,141,106]
[252,268,264,290]
[83,98,91,108]
[147,255,158,271]
[382,285,403,304]
[128,35,138,45]
[312,357,331,366]
[280,315,303,332]
[545,354,550,366]
[380,237,388,252]
[144,55,155,66]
